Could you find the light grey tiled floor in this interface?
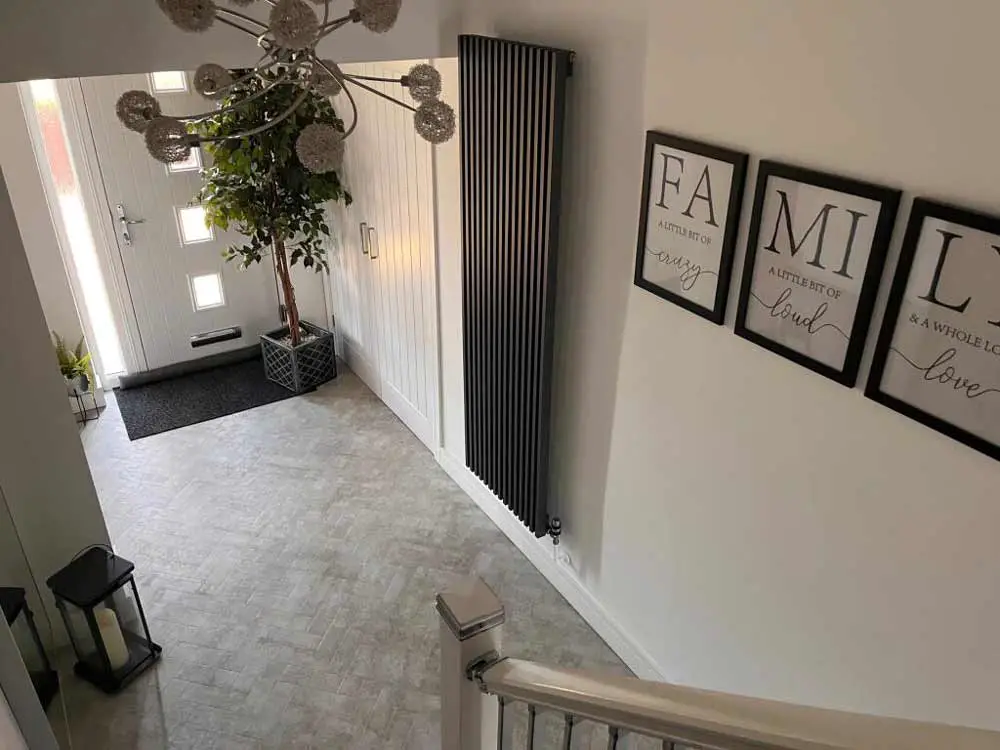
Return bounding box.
[53,370,628,748]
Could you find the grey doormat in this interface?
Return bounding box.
[114,358,298,440]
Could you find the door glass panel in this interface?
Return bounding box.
[167,147,201,174]
[149,71,187,93]
[177,205,213,244]
[189,273,225,310]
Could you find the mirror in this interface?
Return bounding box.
[0,486,72,748]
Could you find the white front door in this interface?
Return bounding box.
[74,71,326,373]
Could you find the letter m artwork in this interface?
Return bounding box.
[764,190,868,280]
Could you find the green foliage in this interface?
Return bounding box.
[193,69,353,276]
[52,332,93,381]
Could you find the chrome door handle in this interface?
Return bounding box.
[116,202,145,247]
[359,222,368,254]
[368,226,378,260]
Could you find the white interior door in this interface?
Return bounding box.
[336,61,440,450]
[331,93,384,397]
[76,71,317,372]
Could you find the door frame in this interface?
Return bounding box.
[50,78,148,376]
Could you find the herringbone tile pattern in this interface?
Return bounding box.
[49,371,630,749]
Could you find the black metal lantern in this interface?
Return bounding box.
[45,548,161,694]
[0,587,59,708]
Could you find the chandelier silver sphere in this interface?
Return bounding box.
[310,60,343,97]
[404,63,441,103]
[269,0,319,50]
[353,0,402,33]
[194,63,234,99]
[155,0,216,32]
[126,0,455,166]
[296,123,345,173]
[116,90,163,133]
[414,99,455,145]
[144,117,193,163]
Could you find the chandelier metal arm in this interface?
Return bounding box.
[340,78,360,138]
[215,7,269,30]
[213,51,283,94]
[313,57,359,138]
[317,15,356,41]
[197,86,313,143]
[176,74,295,123]
[341,76,417,113]
[130,0,456,166]
[342,74,403,84]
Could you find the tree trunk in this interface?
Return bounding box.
[273,234,301,347]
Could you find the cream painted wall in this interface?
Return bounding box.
[434,58,465,460]
[0,0,457,83]
[440,0,1000,732]
[600,1,1000,729]
[0,169,111,637]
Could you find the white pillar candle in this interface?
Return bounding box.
[95,607,129,671]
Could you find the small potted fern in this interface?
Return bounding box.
[194,68,352,393]
[52,333,94,395]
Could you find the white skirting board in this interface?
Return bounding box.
[436,450,665,682]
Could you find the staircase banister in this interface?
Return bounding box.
[476,657,1000,750]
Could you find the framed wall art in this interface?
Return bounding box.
[867,198,1000,461]
[634,131,748,324]
[735,160,900,385]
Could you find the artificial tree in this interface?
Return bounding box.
[194,69,352,347]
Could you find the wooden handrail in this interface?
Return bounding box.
[478,658,1000,750]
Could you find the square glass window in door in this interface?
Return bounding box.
[149,71,188,93]
[167,147,202,174]
[189,273,225,311]
[176,205,213,244]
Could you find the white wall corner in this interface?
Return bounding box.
[436,449,664,682]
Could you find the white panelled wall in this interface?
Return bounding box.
[329,61,440,451]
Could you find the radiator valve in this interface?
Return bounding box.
[547,517,562,546]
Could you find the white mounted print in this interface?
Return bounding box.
[634,131,748,324]
[867,199,1000,461]
[735,161,900,385]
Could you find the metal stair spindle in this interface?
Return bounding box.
[497,697,506,750]
[561,715,575,750]
[526,704,536,750]
[662,742,676,750]
[607,726,621,750]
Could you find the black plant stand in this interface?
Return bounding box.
[71,389,100,424]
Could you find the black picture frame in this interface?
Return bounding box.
[735,160,900,386]
[633,131,748,324]
[866,198,1000,462]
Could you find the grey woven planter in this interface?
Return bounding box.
[260,321,337,393]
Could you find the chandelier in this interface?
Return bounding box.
[115,0,455,171]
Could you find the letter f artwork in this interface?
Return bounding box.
[634,131,747,324]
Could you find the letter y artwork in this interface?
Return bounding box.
[644,246,715,292]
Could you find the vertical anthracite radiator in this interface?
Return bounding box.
[460,34,573,537]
